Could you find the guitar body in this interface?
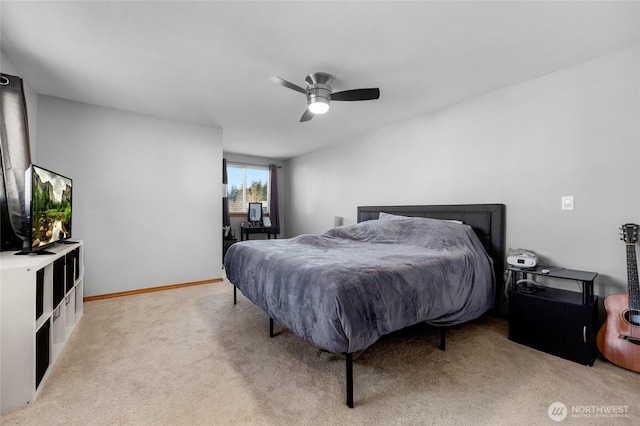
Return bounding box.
[597,223,640,373]
[597,294,640,373]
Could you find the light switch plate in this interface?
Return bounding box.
[561,196,574,211]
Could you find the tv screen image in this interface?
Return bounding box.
[24,165,72,253]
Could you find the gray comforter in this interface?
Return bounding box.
[224,216,495,354]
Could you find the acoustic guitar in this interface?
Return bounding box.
[596,223,640,373]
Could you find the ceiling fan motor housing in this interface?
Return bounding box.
[306,85,331,104]
[305,72,333,106]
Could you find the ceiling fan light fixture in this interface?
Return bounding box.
[307,84,331,115]
[308,98,330,114]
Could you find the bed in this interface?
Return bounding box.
[224,204,506,407]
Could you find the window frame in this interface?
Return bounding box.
[226,162,270,215]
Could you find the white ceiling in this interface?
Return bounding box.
[1,1,638,160]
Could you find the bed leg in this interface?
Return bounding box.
[346,353,354,408]
[269,318,275,338]
[439,327,446,351]
[233,285,237,305]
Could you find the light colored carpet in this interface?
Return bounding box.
[2,280,638,425]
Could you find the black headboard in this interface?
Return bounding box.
[357,204,506,313]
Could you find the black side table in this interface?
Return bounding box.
[223,238,237,260]
[508,265,600,366]
[240,226,279,241]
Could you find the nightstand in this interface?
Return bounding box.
[223,237,237,261]
[508,266,600,366]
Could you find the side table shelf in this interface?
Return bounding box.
[508,266,600,366]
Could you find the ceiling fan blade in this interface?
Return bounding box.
[269,76,307,94]
[300,108,314,122]
[331,88,380,101]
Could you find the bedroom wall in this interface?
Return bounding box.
[35,96,223,297]
[286,46,640,297]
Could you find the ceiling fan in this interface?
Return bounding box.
[269,72,380,122]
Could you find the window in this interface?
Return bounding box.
[226,163,269,213]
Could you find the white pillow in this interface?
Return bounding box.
[378,212,407,220]
[378,212,463,224]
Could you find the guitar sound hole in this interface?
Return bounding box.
[623,309,640,327]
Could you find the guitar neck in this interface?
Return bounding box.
[627,243,640,311]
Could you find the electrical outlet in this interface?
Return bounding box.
[561,196,574,211]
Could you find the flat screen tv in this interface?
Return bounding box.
[19,164,73,255]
